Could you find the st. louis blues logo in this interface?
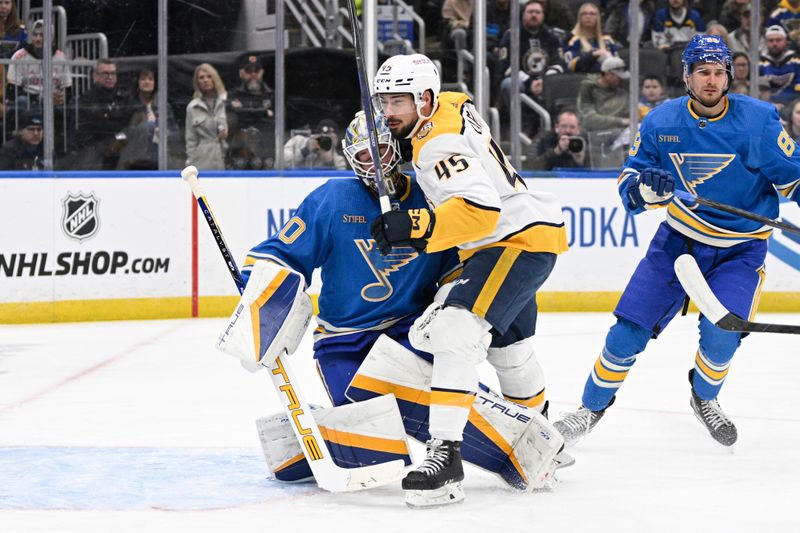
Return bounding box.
[61,192,99,242]
[668,153,736,195]
[355,239,418,301]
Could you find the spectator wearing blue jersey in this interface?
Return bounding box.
[555,34,800,449]
[765,0,800,38]
[562,2,619,74]
[759,24,800,108]
[638,74,670,119]
[498,0,565,133]
[0,0,25,58]
[652,0,706,86]
[651,0,706,50]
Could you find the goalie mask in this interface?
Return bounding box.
[342,110,403,195]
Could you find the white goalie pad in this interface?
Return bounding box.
[255,394,410,482]
[348,334,563,491]
[217,261,312,371]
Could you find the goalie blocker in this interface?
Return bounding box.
[259,335,563,491]
[217,261,313,371]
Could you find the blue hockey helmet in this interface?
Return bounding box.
[342,110,402,190]
[682,34,732,78]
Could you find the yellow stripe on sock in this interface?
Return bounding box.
[593,357,629,382]
[694,351,729,381]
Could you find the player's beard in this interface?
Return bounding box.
[390,120,416,140]
[695,90,724,108]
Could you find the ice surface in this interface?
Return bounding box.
[1,313,799,532]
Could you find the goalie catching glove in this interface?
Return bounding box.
[625,168,675,211]
[217,261,312,371]
[370,208,435,255]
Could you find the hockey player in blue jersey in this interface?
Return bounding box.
[222,110,567,495]
[554,34,800,447]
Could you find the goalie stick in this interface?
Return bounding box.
[673,190,800,236]
[181,165,405,491]
[674,254,800,335]
[345,0,392,214]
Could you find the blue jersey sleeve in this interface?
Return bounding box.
[752,106,800,203]
[616,113,661,213]
[241,186,332,287]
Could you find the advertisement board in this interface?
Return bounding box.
[1,172,797,323]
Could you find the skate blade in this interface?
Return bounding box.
[404,482,465,509]
[554,451,576,469]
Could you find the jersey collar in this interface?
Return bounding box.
[687,96,729,122]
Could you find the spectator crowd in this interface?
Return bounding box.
[4,0,800,171]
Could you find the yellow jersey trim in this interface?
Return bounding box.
[428,197,500,252]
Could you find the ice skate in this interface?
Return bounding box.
[402,439,464,508]
[688,370,737,446]
[553,398,613,447]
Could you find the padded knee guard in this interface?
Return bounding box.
[487,338,546,411]
[422,305,492,365]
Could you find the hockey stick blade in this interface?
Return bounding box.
[182,167,405,491]
[674,254,800,334]
[673,190,800,236]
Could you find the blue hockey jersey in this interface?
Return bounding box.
[620,94,800,247]
[241,176,460,338]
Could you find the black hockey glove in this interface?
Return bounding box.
[370,209,435,255]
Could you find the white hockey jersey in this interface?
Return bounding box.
[411,92,568,260]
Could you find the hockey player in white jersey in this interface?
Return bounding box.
[370,53,569,506]
[219,110,571,499]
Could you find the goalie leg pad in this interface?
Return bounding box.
[217,261,312,371]
[487,338,546,411]
[347,334,562,490]
[256,395,411,483]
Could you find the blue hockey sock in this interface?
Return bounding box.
[691,317,741,400]
[581,318,650,411]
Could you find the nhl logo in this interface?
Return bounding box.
[62,192,99,242]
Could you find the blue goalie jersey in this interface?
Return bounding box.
[620,94,800,247]
[241,177,460,339]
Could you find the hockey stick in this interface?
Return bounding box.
[673,190,800,236]
[345,0,392,214]
[181,165,405,491]
[674,254,800,334]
